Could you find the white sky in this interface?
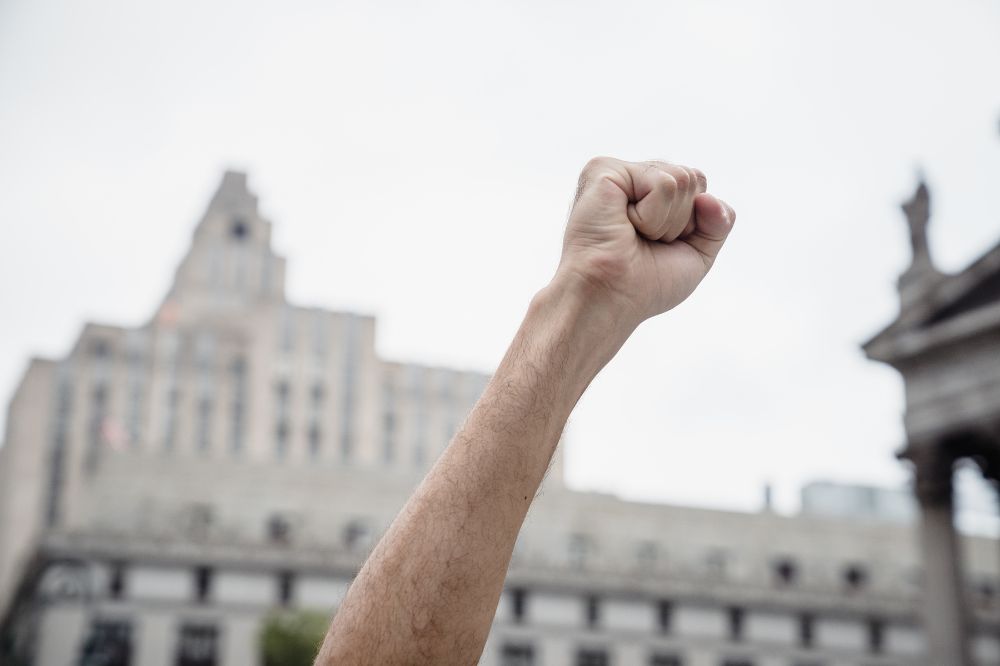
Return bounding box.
[1,0,999,519]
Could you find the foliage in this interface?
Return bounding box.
[259,609,329,666]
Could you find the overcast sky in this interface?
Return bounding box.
[1,0,999,522]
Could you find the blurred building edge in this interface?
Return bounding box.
[0,172,993,666]
[864,174,1000,666]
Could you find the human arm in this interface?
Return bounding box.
[314,157,736,665]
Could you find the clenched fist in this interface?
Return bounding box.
[557,157,735,326]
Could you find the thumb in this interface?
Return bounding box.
[683,193,735,266]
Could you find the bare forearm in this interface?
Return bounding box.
[314,156,735,665]
[315,276,632,665]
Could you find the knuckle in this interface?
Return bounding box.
[580,156,612,180]
[576,156,614,200]
[672,168,690,191]
[655,171,678,197]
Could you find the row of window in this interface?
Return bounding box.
[79,619,218,666]
[502,646,686,666]
[500,643,833,666]
[105,562,298,608]
[69,382,458,470]
[566,536,875,592]
[505,589,886,654]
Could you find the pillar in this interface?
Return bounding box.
[911,446,970,665]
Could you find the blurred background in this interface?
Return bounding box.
[1,1,999,665]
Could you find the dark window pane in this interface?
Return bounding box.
[657,600,672,634]
[501,643,534,666]
[79,619,132,666]
[844,564,868,590]
[577,648,609,666]
[728,607,744,642]
[869,617,884,654]
[774,557,797,585]
[175,624,218,666]
[799,613,814,648]
[511,588,526,623]
[108,562,126,600]
[278,571,294,606]
[586,595,600,629]
[194,567,212,603]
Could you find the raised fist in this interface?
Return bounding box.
[557,157,735,326]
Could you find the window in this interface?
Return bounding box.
[636,540,658,570]
[311,382,325,405]
[344,520,371,552]
[340,316,360,462]
[275,420,290,460]
[196,397,213,453]
[773,557,797,585]
[46,377,73,527]
[799,613,814,648]
[569,533,593,570]
[86,384,108,471]
[229,357,247,454]
[312,311,329,358]
[585,595,600,630]
[163,387,179,452]
[868,617,884,654]
[650,654,682,666]
[125,343,145,448]
[275,381,291,407]
[230,218,249,240]
[576,648,609,666]
[267,515,292,545]
[705,548,728,579]
[175,624,218,666]
[108,562,126,600]
[307,423,322,459]
[194,567,213,604]
[656,600,673,634]
[195,333,215,370]
[187,504,213,540]
[279,307,295,353]
[976,581,997,608]
[277,571,294,606]
[501,643,534,666]
[721,660,754,666]
[382,412,396,464]
[511,588,527,624]
[91,339,111,359]
[728,607,744,642]
[79,619,132,666]
[844,564,868,591]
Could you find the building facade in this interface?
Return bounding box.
[1,173,998,666]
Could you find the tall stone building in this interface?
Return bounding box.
[0,172,997,666]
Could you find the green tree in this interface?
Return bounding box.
[260,610,329,666]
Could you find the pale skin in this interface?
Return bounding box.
[314,157,736,665]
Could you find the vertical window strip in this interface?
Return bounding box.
[45,369,73,527]
[340,316,358,462]
[125,333,147,449]
[230,357,247,454]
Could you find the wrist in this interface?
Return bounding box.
[525,272,637,385]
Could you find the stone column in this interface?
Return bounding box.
[911,446,970,666]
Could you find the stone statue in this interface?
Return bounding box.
[902,176,933,271]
